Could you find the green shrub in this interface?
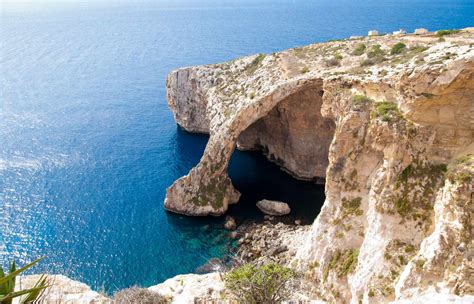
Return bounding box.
[390,42,406,55]
[409,45,428,54]
[352,95,372,106]
[446,154,473,184]
[373,101,402,122]
[340,197,363,218]
[301,66,310,74]
[324,249,359,281]
[367,44,385,58]
[360,58,375,66]
[0,257,49,304]
[245,54,266,74]
[360,45,387,66]
[352,43,366,56]
[224,263,295,304]
[436,29,460,37]
[113,287,171,304]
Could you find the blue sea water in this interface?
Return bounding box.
[1,0,473,293]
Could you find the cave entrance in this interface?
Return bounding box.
[227,83,335,223]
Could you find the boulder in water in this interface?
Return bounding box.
[256,200,291,216]
[224,216,237,230]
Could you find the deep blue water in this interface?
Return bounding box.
[1,0,473,293]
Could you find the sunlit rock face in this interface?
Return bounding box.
[165,28,474,303]
[18,275,110,303]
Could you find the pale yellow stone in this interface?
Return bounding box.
[438,106,456,124]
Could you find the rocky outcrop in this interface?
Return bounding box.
[256,199,291,215]
[236,221,311,265]
[17,275,110,303]
[224,215,237,230]
[166,67,214,133]
[149,273,226,303]
[165,28,474,302]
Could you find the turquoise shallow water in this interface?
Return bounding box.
[1,0,473,292]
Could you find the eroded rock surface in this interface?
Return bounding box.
[149,273,226,303]
[237,84,335,181]
[17,275,110,303]
[165,28,474,302]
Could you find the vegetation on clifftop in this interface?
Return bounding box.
[245,54,266,75]
[224,262,295,304]
[372,101,403,122]
[446,154,473,184]
[436,29,460,37]
[390,42,406,55]
[352,43,366,56]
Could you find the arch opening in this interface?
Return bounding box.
[226,83,336,222]
[236,83,335,183]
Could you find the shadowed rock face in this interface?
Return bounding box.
[237,84,334,182]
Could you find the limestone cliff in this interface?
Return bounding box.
[17,275,110,303]
[165,28,473,303]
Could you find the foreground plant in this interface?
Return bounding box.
[224,262,295,304]
[0,257,49,304]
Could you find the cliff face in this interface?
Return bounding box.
[18,275,110,303]
[165,29,474,302]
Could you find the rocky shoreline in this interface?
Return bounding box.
[234,219,310,266]
[194,215,310,272]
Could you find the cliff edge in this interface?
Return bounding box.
[165,28,474,303]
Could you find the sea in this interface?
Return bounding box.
[1,0,473,292]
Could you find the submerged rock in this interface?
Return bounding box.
[256,199,291,216]
[229,231,239,239]
[224,216,237,230]
[195,258,225,274]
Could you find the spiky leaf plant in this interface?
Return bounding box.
[0,257,49,304]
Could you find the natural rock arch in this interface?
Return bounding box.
[164,78,335,216]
